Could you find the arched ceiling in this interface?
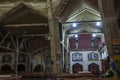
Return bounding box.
[0,0,61,17]
[0,0,62,36]
[56,0,102,36]
[0,0,120,52]
[0,2,48,25]
[0,2,49,36]
[55,0,99,22]
[0,0,120,36]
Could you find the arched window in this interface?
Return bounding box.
[2,54,12,63]
[17,64,25,73]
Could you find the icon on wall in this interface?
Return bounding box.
[2,54,12,63]
[72,53,82,61]
[88,52,98,60]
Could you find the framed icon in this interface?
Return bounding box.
[72,53,82,61]
[88,52,98,60]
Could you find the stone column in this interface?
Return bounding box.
[98,0,120,76]
[47,0,62,73]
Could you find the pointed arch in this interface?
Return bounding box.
[88,63,99,74]
[1,64,12,73]
[72,63,83,73]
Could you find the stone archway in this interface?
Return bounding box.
[1,64,12,73]
[17,64,25,73]
[72,63,83,73]
[88,63,99,74]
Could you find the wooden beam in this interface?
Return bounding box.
[62,20,102,24]
[0,32,10,45]
[10,34,17,49]
[15,36,19,73]
[5,23,48,27]
[22,34,48,37]
[54,0,70,17]
[0,45,26,54]
[30,46,48,55]
[3,10,28,24]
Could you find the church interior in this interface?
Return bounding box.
[0,0,120,80]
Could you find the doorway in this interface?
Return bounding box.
[72,63,83,73]
[17,64,25,73]
[88,63,99,74]
[1,65,12,73]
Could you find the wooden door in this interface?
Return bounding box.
[88,63,99,74]
[72,63,83,73]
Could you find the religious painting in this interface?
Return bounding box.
[72,53,82,61]
[88,52,98,60]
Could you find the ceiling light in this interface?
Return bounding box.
[72,23,77,27]
[96,22,101,26]
[92,34,96,37]
[75,34,78,38]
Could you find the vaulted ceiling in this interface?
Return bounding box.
[0,0,120,53]
[55,0,99,21]
[0,0,61,37]
[56,0,102,38]
[0,0,120,36]
[0,2,49,36]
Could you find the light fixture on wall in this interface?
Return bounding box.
[96,22,101,26]
[92,33,96,37]
[72,23,77,27]
[74,34,78,38]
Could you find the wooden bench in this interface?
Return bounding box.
[0,75,22,80]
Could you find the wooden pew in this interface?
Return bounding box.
[0,75,22,80]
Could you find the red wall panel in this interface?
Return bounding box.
[69,38,76,50]
[28,36,49,52]
[69,34,100,51]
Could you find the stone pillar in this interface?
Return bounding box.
[98,0,120,76]
[47,0,61,73]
